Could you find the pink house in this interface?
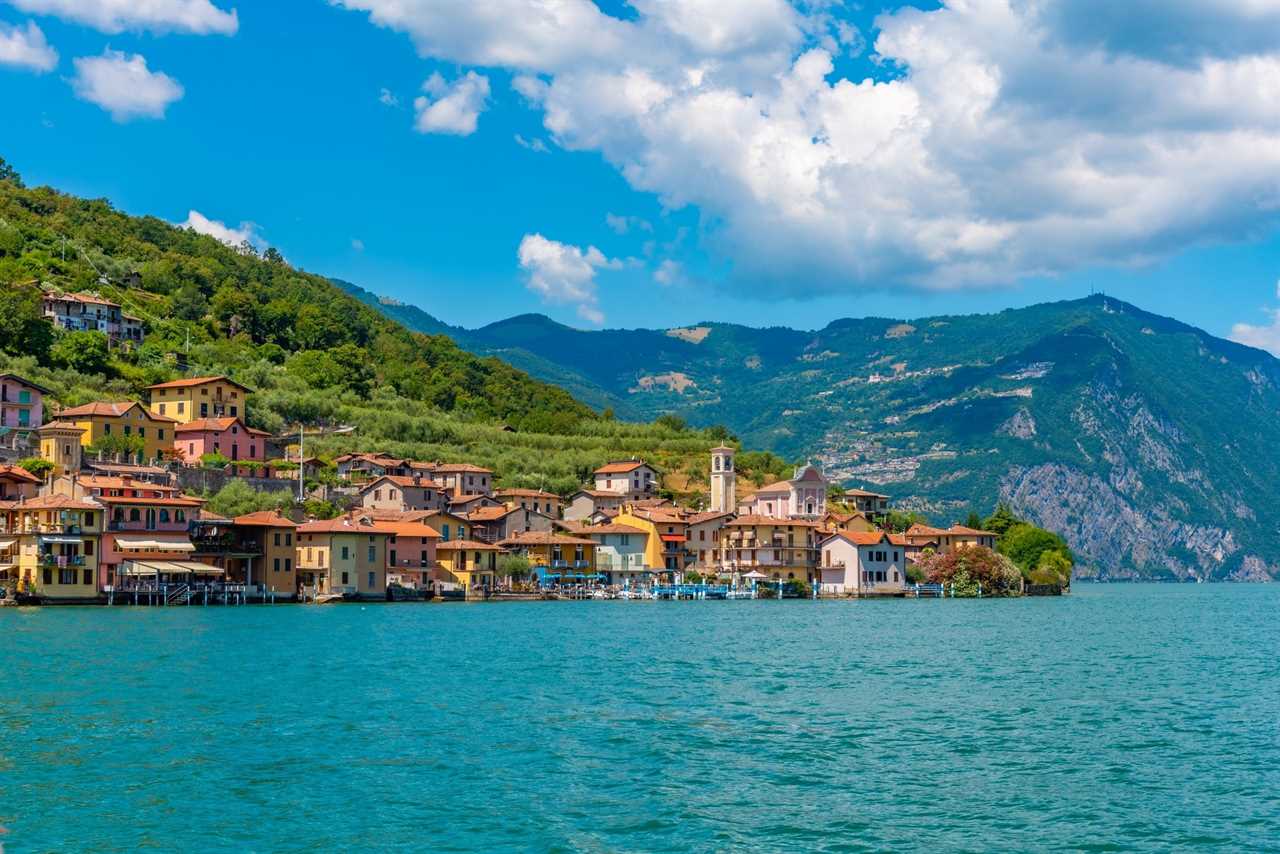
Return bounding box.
[96,493,203,589]
[0,374,48,430]
[174,417,270,475]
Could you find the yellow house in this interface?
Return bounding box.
[416,509,471,544]
[296,514,390,600]
[37,420,85,476]
[435,540,503,591]
[499,531,596,580]
[614,506,688,572]
[57,401,177,464]
[5,495,103,601]
[716,516,822,583]
[147,376,252,424]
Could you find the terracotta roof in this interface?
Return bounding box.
[464,506,517,521]
[905,523,948,537]
[627,507,687,524]
[13,495,101,510]
[373,520,441,538]
[174,417,269,436]
[594,460,650,474]
[147,375,252,392]
[494,488,559,499]
[46,291,116,306]
[433,463,493,474]
[888,534,909,546]
[685,511,733,525]
[557,522,647,536]
[361,509,435,522]
[500,531,596,547]
[297,515,387,534]
[37,420,86,433]
[947,525,998,537]
[78,475,180,492]
[59,400,178,421]
[233,510,298,528]
[437,539,503,551]
[0,465,40,484]
[358,475,442,490]
[86,462,168,475]
[726,515,820,527]
[823,530,890,546]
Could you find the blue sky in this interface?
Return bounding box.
[2,0,1279,351]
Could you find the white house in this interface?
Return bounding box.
[593,460,657,499]
[740,463,830,520]
[819,531,907,595]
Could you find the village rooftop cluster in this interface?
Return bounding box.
[0,372,998,604]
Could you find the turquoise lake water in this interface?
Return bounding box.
[2,584,1278,852]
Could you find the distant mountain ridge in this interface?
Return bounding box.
[337,279,1280,582]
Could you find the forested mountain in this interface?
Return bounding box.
[0,162,727,495]
[344,281,1280,582]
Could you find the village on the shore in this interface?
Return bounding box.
[0,368,1010,605]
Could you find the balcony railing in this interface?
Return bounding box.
[40,554,86,566]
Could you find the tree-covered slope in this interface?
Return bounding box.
[353,282,1280,581]
[0,162,724,494]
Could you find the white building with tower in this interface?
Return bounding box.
[709,445,736,514]
[739,463,831,520]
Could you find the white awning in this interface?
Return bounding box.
[119,560,225,576]
[40,535,83,545]
[0,539,15,550]
[114,537,196,552]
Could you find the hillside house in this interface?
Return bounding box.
[57,401,177,465]
[358,475,448,513]
[0,465,42,501]
[593,460,658,499]
[494,488,563,518]
[564,489,627,521]
[147,376,252,424]
[41,291,144,345]
[174,416,270,473]
[903,524,997,553]
[0,374,48,432]
[434,463,494,497]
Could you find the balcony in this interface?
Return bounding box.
[40,554,86,567]
[389,558,434,569]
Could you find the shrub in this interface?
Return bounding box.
[1000,523,1073,576]
[905,563,926,584]
[200,452,230,469]
[922,546,1023,597]
[16,457,53,478]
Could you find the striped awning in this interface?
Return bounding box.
[119,560,224,576]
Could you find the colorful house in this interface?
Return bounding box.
[435,540,503,591]
[358,475,448,513]
[0,373,48,431]
[557,522,649,585]
[715,516,822,583]
[499,531,596,583]
[4,495,103,601]
[903,523,997,553]
[739,463,830,519]
[147,376,252,424]
[96,492,203,589]
[173,416,270,472]
[41,290,144,345]
[843,487,891,517]
[296,513,391,599]
[463,505,553,543]
[433,463,494,497]
[614,506,689,572]
[819,531,907,595]
[494,488,563,518]
[57,401,177,464]
[564,489,627,522]
[189,510,299,598]
[378,518,440,591]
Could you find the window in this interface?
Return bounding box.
[84,540,94,556]
[158,429,165,440]
[83,568,93,586]
[367,571,375,588]
[274,558,281,573]
[367,546,375,562]
[138,427,145,438]
[159,404,166,415]
[390,550,397,565]
[129,508,141,522]
[178,402,184,414]
[84,512,94,527]
[123,425,132,436]
[341,571,349,585]
[341,546,350,560]
[175,510,185,523]
[273,532,281,547]
[59,568,76,585]
[158,510,170,523]
[285,558,292,572]
[43,568,52,585]
[285,533,292,546]
[200,403,208,417]
[103,423,111,435]
[231,406,237,416]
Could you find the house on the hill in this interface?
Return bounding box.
[147,376,252,424]
[57,401,177,464]
[0,374,48,433]
[174,416,270,474]
[564,489,627,521]
[358,475,448,513]
[819,531,906,595]
[593,460,658,499]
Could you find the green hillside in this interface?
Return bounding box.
[0,161,722,495]
[347,281,1280,582]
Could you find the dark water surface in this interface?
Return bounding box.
[2,584,1278,852]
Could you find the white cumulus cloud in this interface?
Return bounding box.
[413,71,490,135]
[71,49,183,121]
[337,0,1280,296]
[517,233,620,325]
[10,0,237,35]
[0,20,57,72]
[1230,278,1280,357]
[179,210,263,250]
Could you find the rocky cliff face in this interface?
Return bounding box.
[348,287,1280,580]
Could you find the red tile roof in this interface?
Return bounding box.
[557,522,647,536]
[233,510,298,528]
[499,531,596,547]
[438,539,503,551]
[594,460,650,474]
[147,375,252,391]
[726,515,820,527]
[59,400,177,422]
[13,495,101,510]
[0,465,40,484]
